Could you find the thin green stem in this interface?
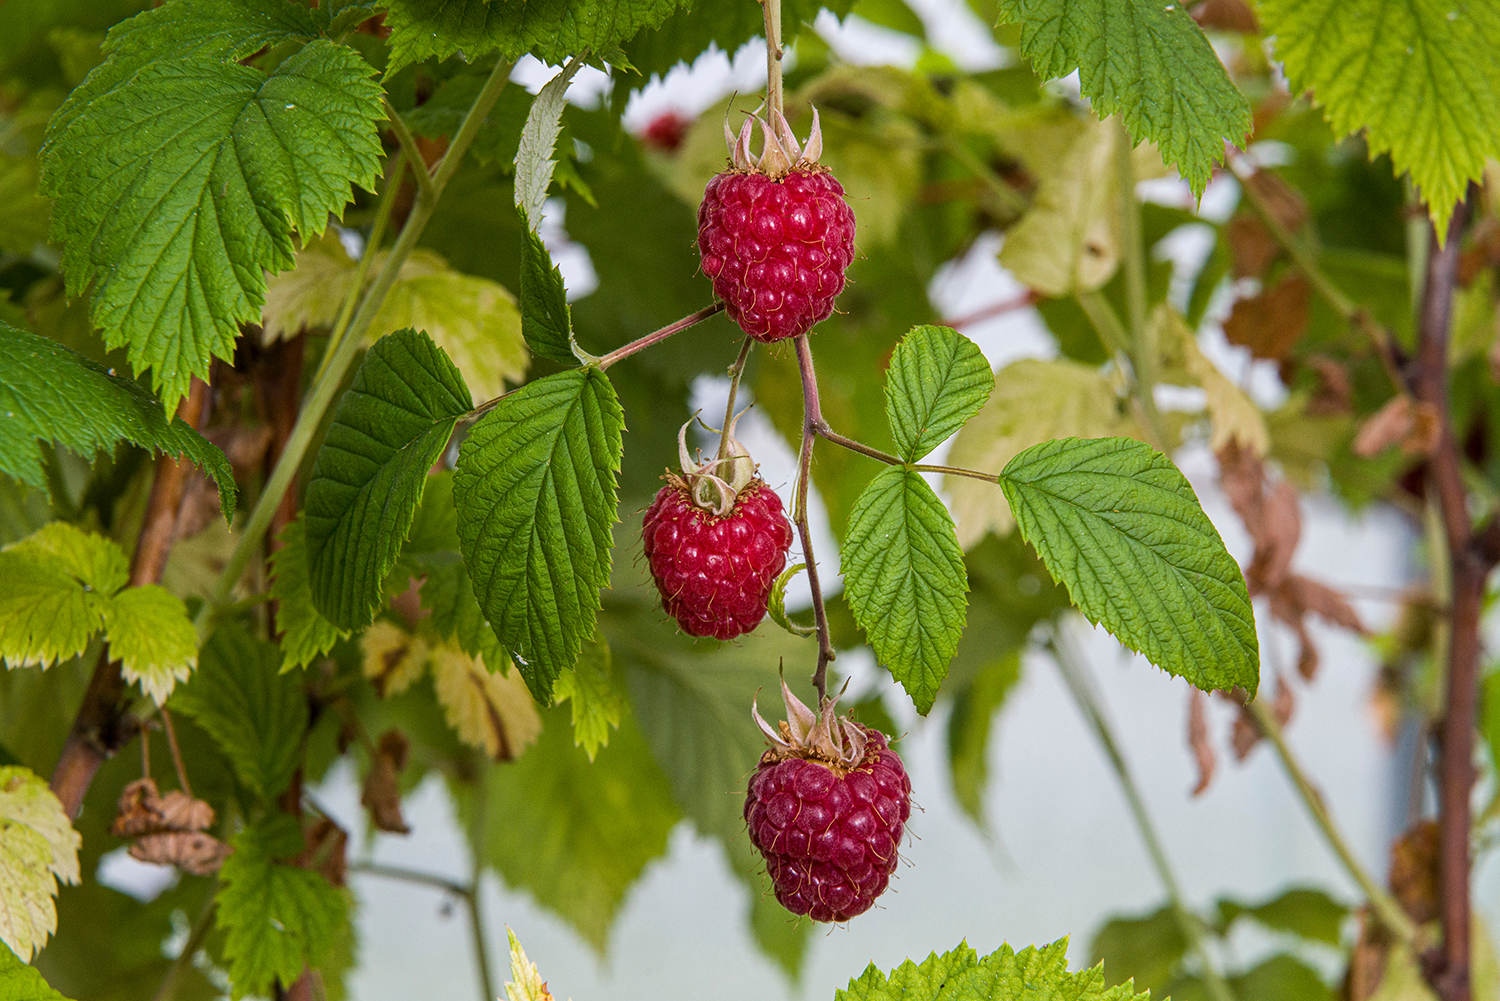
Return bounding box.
[1051,629,1237,1001]
[761,0,784,118]
[383,99,434,202]
[1244,698,1420,945]
[152,895,217,1001]
[1115,118,1161,444]
[348,860,470,898]
[716,335,754,459]
[594,301,724,370]
[811,422,1003,484]
[1077,290,1164,448]
[200,59,515,621]
[466,775,497,1001]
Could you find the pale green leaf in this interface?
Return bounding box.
[994,0,1250,195]
[171,626,309,802]
[99,585,196,705]
[40,36,384,410]
[383,0,692,76]
[216,814,347,1000]
[455,368,623,703]
[0,940,75,1001]
[305,329,474,629]
[1259,0,1500,234]
[0,322,235,519]
[840,938,1147,1001]
[1216,887,1349,946]
[885,325,993,462]
[504,929,552,1001]
[945,358,1131,548]
[552,632,624,761]
[261,238,528,404]
[515,59,585,230]
[462,705,679,950]
[842,467,968,714]
[430,642,542,760]
[1484,668,1500,779]
[0,767,78,963]
[1154,305,1268,456]
[999,436,1258,692]
[0,524,124,669]
[268,515,350,673]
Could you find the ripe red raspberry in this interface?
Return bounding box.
[641,110,692,152]
[641,419,793,640]
[697,112,856,343]
[745,682,911,923]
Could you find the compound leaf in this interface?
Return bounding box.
[268,515,349,673]
[99,585,196,705]
[455,368,623,703]
[1259,0,1500,235]
[216,814,347,1000]
[0,766,79,963]
[41,35,384,410]
[0,322,234,519]
[172,626,309,802]
[305,329,474,630]
[994,0,1250,195]
[842,467,968,715]
[885,325,992,463]
[999,437,1258,692]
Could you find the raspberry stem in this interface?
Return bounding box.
[759,0,784,120]
[595,301,725,370]
[716,335,754,463]
[793,334,837,699]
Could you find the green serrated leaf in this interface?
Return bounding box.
[461,704,678,950]
[519,223,577,365]
[515,59,585,229]
[1259,0,1500,235]
[99,585,196,705]
[171,626,309,802]
[999,436,1258,692]
[305,329,474,630]
[0,940,74,1001]
[994,0,1249,195]
[455,368,623,703]
[947,650,1020,827]
[842,467,968,714]
[40,34,384,410]
[0,322,235,519]
[0,766,79,963]
[0,524,124,669]
[383,0,692,76]
[552,632,624,761]
[885,324,993,462]
[216,814,347,1001]
[269,515,350,673]
[839,941,982,1001]
[767,563,815,636]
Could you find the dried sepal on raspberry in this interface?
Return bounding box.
[724,108,826,179]
[672,411,756,517]
[744,677,912,923]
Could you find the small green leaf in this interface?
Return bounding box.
[0,940,74,1000]
[99,585,197,705]
[305,329,474,629]
[1090,904,1186,994]
[0,524,124,669]
[842,467,968,715]
[41,34,384,410]
[1259,0,1500,235]
[0,766,79,963]
[885,324,993,462]
[515,59,585,230]
[216,814,347,1000]
[1215,888,1349,946]
[994,0,1250,195]
[0,322,235,519]
[268,515,349,673]
[519,225,576,365]
[840,938,1148,1001]
[454,368,623,703]
[552,632,624,761]
[999,437,1258,692]
[1484,668,1500,779]
[171,626,309,802]
[767,563,815,637]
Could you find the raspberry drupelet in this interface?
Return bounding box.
[745,680,912,923]
[697,110,856,343]
[642,418,793,640]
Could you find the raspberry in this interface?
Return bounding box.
[641,110,692,152]
[697,112,856,343]
[642,478,793,640]
[745,682,911,923]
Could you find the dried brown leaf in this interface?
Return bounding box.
[361,729,411,835]
[1231,675,1294,760]
[1353,396,1440,458]
[1303,356,1353,416]
[1188,688,1217,796]
[1192,0,1261,33]
[1226,214,1280,278]
[129,832,230,876]
[112,778,228,875]
[296,817,348,888]
[1223,273,1311,361]
[1242,169,1309,233]
[1388,820,1440,924]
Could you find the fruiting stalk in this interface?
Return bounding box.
[760,0,784,120]
[717,335,754,462]
[793,334,837,700]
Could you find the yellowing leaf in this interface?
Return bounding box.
[262,236,527,401]
[101,584,197,704]
[360,620,429,698]
[0,766,80,961]
[1154,305,1268,457]
[431,643,542,761]
[944,358,1130,546]
[505,927,565,1001]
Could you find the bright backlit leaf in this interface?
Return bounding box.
[552,633,624,761]
[430,642,542,761]
[98,585,196,705]
[840,937,1146,1001]
[0,766,79,962]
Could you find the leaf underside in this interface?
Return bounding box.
[1000,436,1259,692]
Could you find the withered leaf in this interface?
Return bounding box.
[111,778,229,876]
[1388,819,1440,924]
[130,832,231,877]
[1303,356,1353,416]
[1231,674,1295,760]
[361,729,411,835]
[1226,214,1279,279]
[296,817,348,888]
[361,620,430,698]
[1223,272,1311,361]
[1188,688,1217,796]
[1192,0,1260,33]
[1353,395,1440,458]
